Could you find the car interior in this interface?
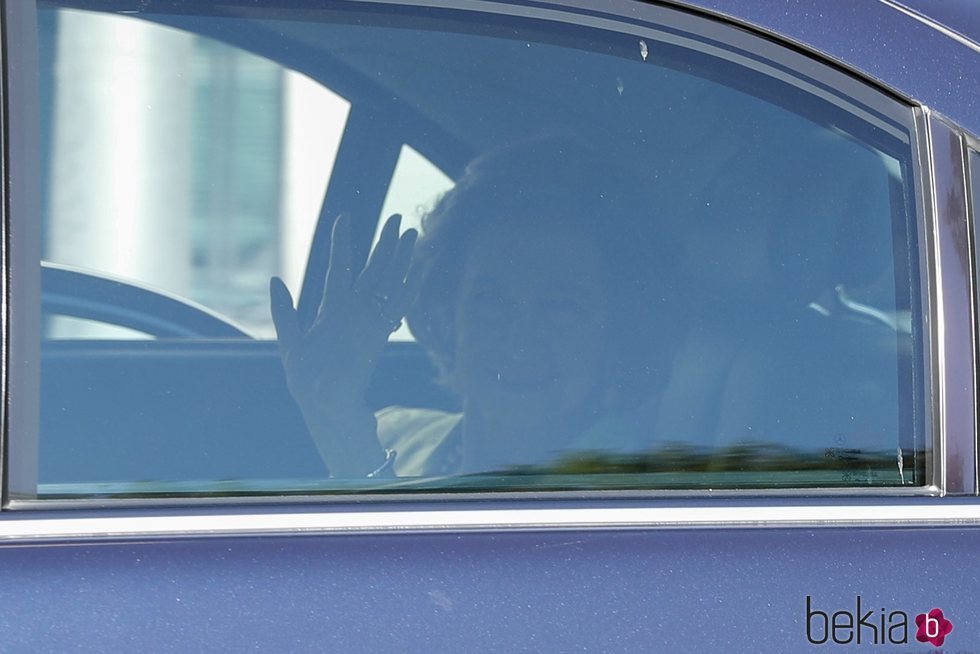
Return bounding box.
[32,0,923,496]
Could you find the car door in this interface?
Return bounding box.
[2,0,979,651]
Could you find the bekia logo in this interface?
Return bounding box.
[915,608,953,647]
[806,596,953,647]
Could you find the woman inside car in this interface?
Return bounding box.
[270,139,673,478]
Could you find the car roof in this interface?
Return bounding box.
[889,0,980,46]
[671,0,980,137]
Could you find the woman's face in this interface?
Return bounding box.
[451,216,610,436]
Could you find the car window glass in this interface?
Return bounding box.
[372,145,455,341]
[15,0,926,499]
[38,8,349,338]
[46,317,152,340]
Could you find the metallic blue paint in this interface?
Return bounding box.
[4,2,980,652]
[1,527,979,651]
[671,0,980,136]
[888,0,980,45]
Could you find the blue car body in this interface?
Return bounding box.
[2,1,979,651]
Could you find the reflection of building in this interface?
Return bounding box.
[40,8,346,337]
[45,11,195,301]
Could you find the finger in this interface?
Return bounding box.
[390,227,418,284]
[359,214,402,288]
[270,276,300,350]
[376,230,417,333]
[322,213,354,313]
[393,259,425,318]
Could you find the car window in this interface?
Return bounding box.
[10,0,927,499]
[38,7,349,339]
[373,145,455,341]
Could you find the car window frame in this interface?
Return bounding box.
[924,114,979,495]
[967,136,980,487]
[1,0,976,520]
[3,0,44,503]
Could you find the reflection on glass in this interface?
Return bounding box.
[31,2,923,496]
[373,144,455,342]
[40,8,348,338]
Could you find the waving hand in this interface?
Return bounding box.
[270,214,419,475]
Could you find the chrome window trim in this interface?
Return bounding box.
[877,0,980,57]
[11,483,943,512]
[1,0,10,502]
[1,503,980,542]
[917,109,944,492]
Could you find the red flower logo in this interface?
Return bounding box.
[915,608,953,646]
